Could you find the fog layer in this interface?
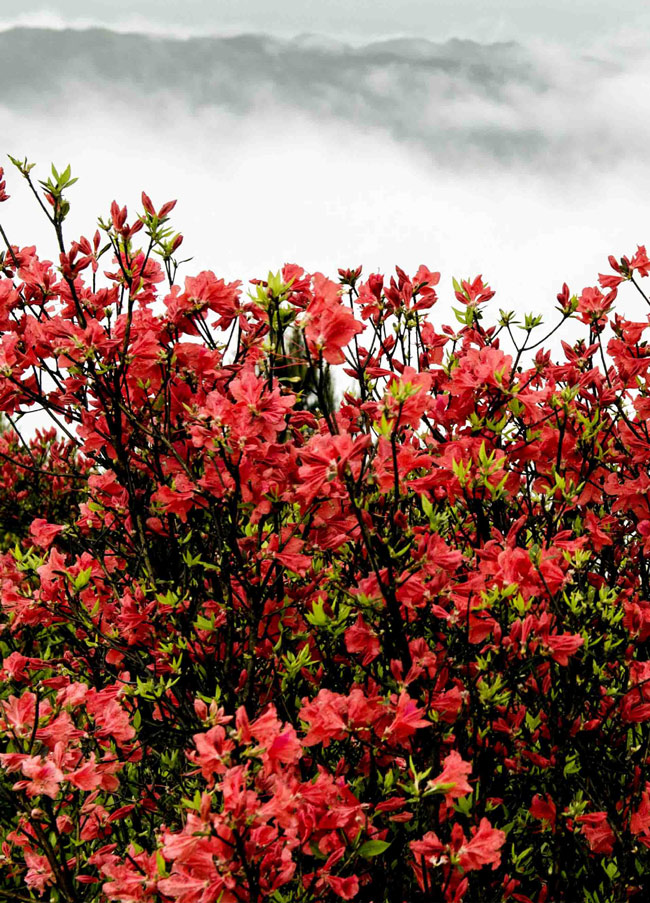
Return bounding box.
[1,26,650,328]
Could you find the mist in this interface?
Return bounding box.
[2,25,650,339]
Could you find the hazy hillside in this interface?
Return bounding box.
[0,27,617,165]
[1,23,646,327]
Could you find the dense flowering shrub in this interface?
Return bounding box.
[0,159,649,901]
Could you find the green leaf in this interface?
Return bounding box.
[309,840,327,860]
[72,567,92,591]
[305,598,328,627]
[358,840,391,858]
[181,790,203,811]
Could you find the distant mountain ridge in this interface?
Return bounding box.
[0,26,531,100]
[0,28,526,89]
[0,26,624,167]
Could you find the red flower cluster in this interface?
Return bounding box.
[0,162,647,901]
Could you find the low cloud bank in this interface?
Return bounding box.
[1,26,647,172]
[1,26,650,330]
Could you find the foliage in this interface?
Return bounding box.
[0,160,648,902]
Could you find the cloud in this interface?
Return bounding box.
[4,2,650,46]
[0,10,248,40]
[1,25,650,334]
[0,25,647,176]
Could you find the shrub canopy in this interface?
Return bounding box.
[0,162,649,902]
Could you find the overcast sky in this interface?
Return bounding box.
[4,0,650,45]
[2,1,650,386]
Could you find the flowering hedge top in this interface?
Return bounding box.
[0,161,648,901]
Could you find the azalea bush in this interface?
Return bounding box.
[0,158,649,902]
